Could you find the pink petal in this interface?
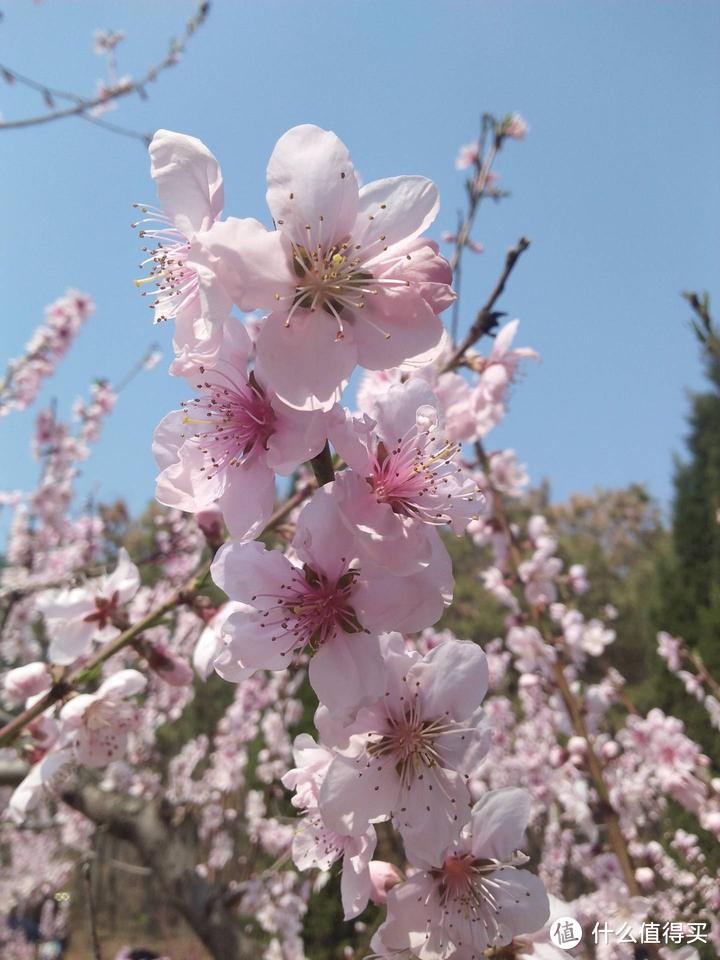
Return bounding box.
[491,868,550,942]
[395,766,471,866]
[256,310,356,411]
[217,455,276,541]
[415,640,488,721]
[308,632,385,725]
[211,540,292,603]
[372,378,438,442]
[341,831,376,920]
[355,176,439,250]
[320,752,398,837]
[352,291,443,372]
[48,619,95,666]
[266,399,330,475]
[96,669,147,701]
[104,548,140,604]
[470,787,532,861]
[266,124,359,245]
[150,129,224,236]
[192,217,293,311]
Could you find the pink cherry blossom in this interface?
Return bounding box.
[374,788,549,958]
[191,124,452,410]
[193,601,246,680]
[135,129,231,357]
[211,485,453,720]
[319,637,489,863]
[567,563,589,594]
[8,749,74,823]
[153,319,329,539]
[282,734,376,920]
[487,449,529,499]
[329,379,481,571]
[3,661,52,704]
[369,861,404,905]
[455,142,479,170]
[657,631,683,672]
[503,112,530,140]
[58,669,147,767]
[37,548,140,664]
[146,642,194,686]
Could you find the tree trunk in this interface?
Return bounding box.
[62,783,247,960]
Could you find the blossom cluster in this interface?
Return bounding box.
[0,290,94,417]
[1,117,718,960]
[132,123,552,955]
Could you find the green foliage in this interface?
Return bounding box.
[649,333,720,766]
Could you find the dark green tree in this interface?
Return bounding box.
[650,293,720,763]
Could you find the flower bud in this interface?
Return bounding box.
[4,662,52,704]
[148,643,194,687]
[369,861,404,905]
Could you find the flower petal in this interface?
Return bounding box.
[355,176,439,250]
[470,787,532,861]
[352,291,443,372]
[320,753,398,837]
[266,124,359,245]
[150,129,224,235]
[308,632,385,725]
[191,217,293,311]
[256,310,356,411]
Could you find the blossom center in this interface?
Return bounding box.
[369,708,453,787]
[369,422,473,524]
[272,219,411,340]
[285,241,376,338]
[252,564,364,655]
[133,205,199,323]
[82,590,120,630]
[182,371,276,481]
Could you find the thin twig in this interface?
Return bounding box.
[444,236,530,372]
[0,2,210,136]
[449,114,497,342]
[683,290,720,364]
[475,439,655,922]
[82,859,102,960]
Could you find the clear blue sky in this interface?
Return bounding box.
[1,0,718,533]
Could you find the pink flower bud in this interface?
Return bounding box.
[635,867,654,888]
[4,662,52,703]
[196,506,225,548]
[368,861,404,905]
[148,644,194,687]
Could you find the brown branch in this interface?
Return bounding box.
[444,236,530,373]
[82,859,102,960]
[62,782,247,960]
[474,439,652,912]
[449,115,498,342]
[685,647,720,701]
[0,2,210,136]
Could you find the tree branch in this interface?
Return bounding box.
[0,2,210,138]
[62,781,247,960]
[444,236,530,372]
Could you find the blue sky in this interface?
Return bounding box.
[1,0,718,534]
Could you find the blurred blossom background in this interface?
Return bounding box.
[0,0,718,524]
